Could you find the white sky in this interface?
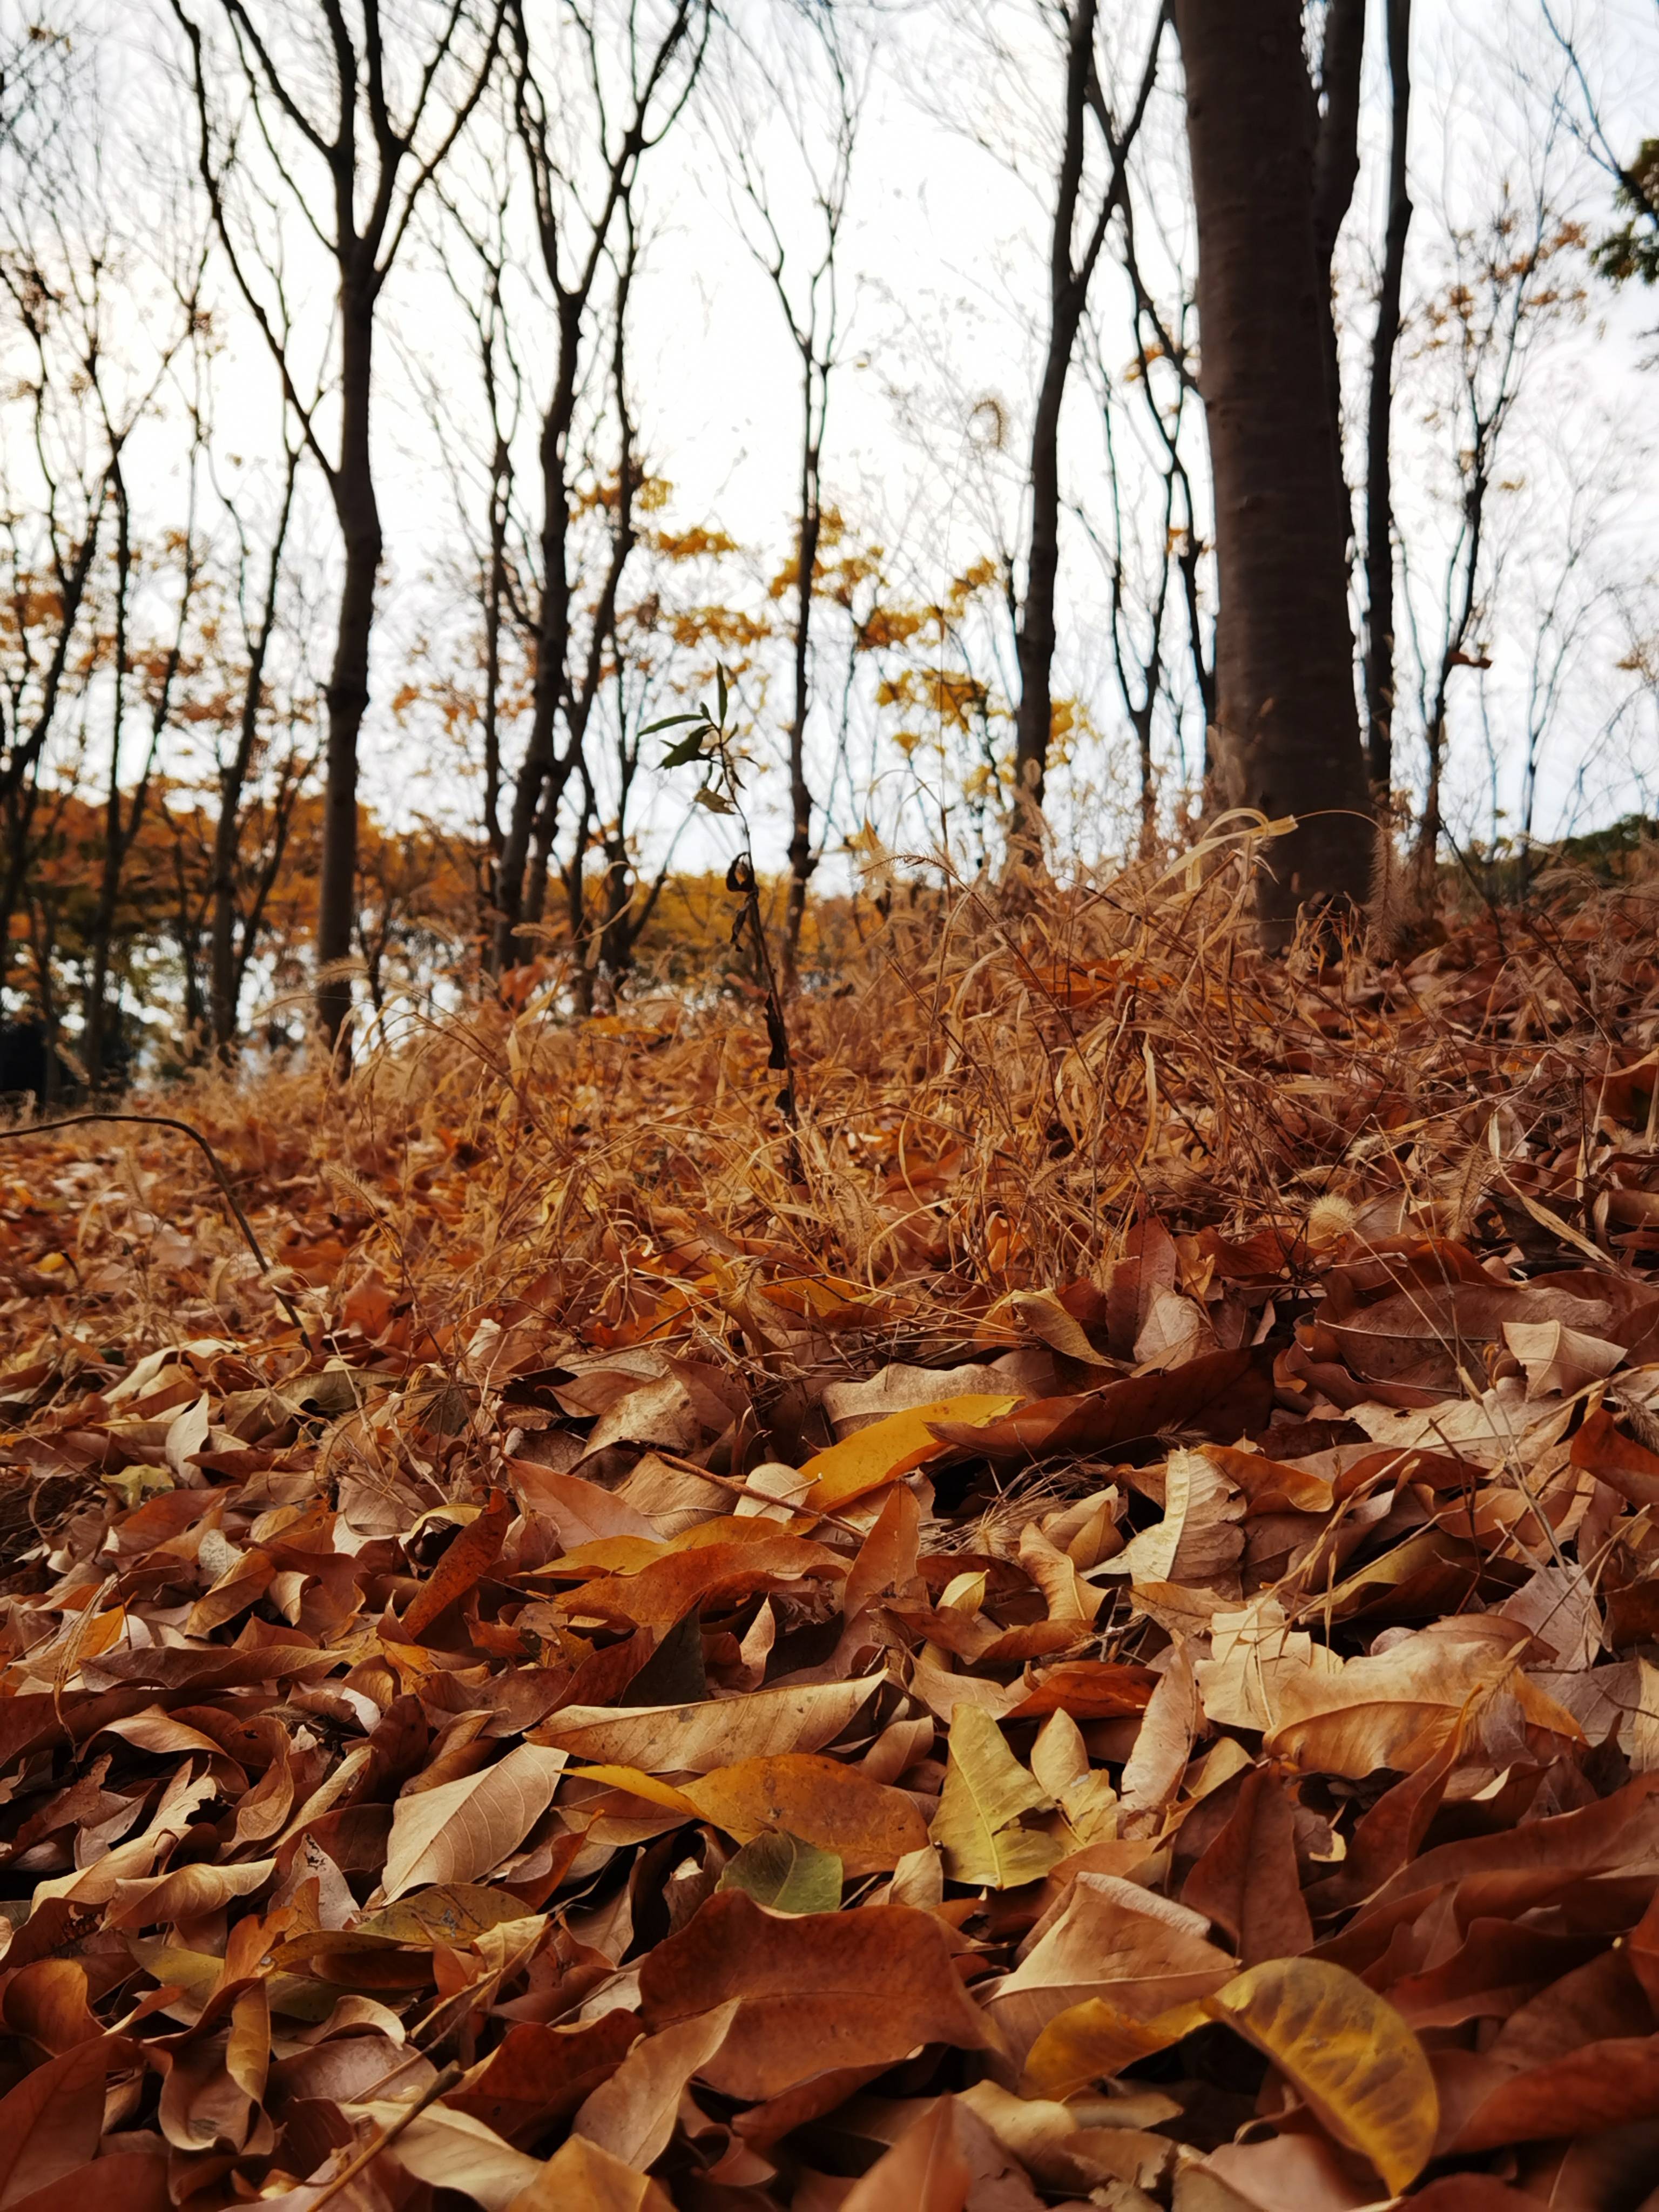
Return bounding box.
[63,0,1659,876]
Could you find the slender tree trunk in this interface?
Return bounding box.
[316,278,382,1051]
[1010,0,1100,859]
[85,466,132,1089]
[212,448,295,1053]
[781,358,822,993]
[494,299,583,970]
[1364,0,1413,797]
[1172,0,1373,933]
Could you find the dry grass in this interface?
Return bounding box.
[4,820,1657,1440]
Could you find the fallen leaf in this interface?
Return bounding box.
[446,2014,642,2145]
[684,1753,926,1872]
[572,1998,741,2168]
[532,1680,877,1772]
[838,2095,973,2212]
[930,1704,1062,1889]
[0,2040,109,2206]
[1182,1768,1313,1964]
[382,1743,568,1899]
[1020,1995,1205,2098]
[717,1830,845,1912]
[1203,1956,1438,2194]
[637,1891,996,2098]
[504,2136,674,2212]
[1265,1616,1529,1778]
[798,1394,1023,1510]
[986,1872,1236,2064]
[401,1488,511,1641]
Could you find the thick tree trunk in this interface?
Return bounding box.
[1364,0,1413,797]
[316,281,382,1052]
[1172,0,1373,932]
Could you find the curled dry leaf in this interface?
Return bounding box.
[1204,1956,1439,2195]
[572,1999,742,2168]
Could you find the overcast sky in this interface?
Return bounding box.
[67,0,1659,873]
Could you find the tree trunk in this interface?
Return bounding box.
[84,464,132,1091]
[1172,0,1373,933]
[1311,0,1366,550]
[316,278,382,1052]
[212,449,295,1053]
[1364,0,1413,797]
[493,299,583,972]
[1010,0,1100,861]
[781,359,822,994]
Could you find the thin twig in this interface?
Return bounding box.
[296,2060,463,2212]
[0,1111,315,1347]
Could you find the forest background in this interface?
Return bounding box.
[1,0,1657,1077]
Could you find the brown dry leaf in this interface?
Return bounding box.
[400,1489,511,1640]
[1182,1768,1313,1964]
[347,2099,541,2209]
[0,2040,109,2205]
[532,1680,876,1772]
[985,1872,1236,2065]
[446,2015,642,2146]
[1105,1448,1244,1591]
[843,1482,923,1617]
[571,1998,741,2168]
[838,2095,973,2212]
[1264,1616,1530,1778]
[505,2135,675,2212]
[1194,1599,1345,1732]
[683,1753,929,1873]
[555,1534,845,1631]
[382,1743,568,1899]
[1009,1288,1113,1365]
[636,1891,996,2098]
[1204,1957,1439,2195]
[1502,1318,1623,1398]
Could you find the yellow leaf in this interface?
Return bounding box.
[565,1765,700,1816]
[799,1394,1023,1510]
[930,1704,1062,1889]
[1203,1957,1438,2195]
[1022,1997,1207,2100]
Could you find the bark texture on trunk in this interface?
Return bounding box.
[1364,0,1413,797]
[1172,0,1373,931]
[316,278,382,1052]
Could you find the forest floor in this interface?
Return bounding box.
[2,836,1659,2211]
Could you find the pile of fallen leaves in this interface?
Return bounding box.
[4,839,1659,2211]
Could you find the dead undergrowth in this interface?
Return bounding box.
[1,828,1658,2207]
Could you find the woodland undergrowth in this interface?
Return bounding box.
[2,830,1659,2209]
